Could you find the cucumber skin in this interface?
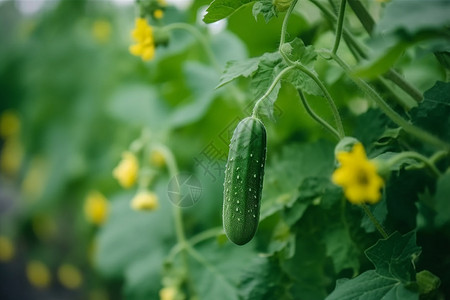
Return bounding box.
[223,117,267,245]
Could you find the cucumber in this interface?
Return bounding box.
[223,116,267,245]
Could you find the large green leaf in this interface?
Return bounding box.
[434,172,450,227]
[108,84,170,130]
[410,81,450,143]
[376,0,450,37]
[95,183,174,278]
[326,270,418,300]
[203,0,254,23]
[365,231,421,283]
[189,240,257,299]
[169,62,219,128]
[239,257,293,300]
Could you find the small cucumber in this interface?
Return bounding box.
[223,117,267,245]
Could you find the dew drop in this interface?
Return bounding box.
[235,208,239,212]
[237,200,240,204]
[249,188,252,192]
[250,153,253,157]
[234,192,237,195]
[236,167,240,171]
[237,175,240,179]
[254,204,257,207]
[253,214,256,218]
[238,218,241,221]
[261,163,264,167]
[253,174,257,178]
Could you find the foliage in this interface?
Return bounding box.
[1,0,450,299]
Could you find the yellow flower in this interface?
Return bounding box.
[113,151,139,188]
[84,191,109,225]
[0,236,14,261]
[131,191,159,211]
[157,0,167,6]
[154,9,164,20]
[159,286,177,300]
[0,137,24,176]
[0,110,21,137]
[92,20,111,43]
[129,18,155,61]
[26,260,51,289]
[21,157,48,200]
[150,149,166,167]
[57,264,83,289]
[332,143,384,204]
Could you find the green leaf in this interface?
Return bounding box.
[108,84,170,130]
[365,231,421,283]
[376,0,450,37]
[203,0,253,24]
[434,172,450,227]
[283,38,317,67]
[95,183,174,278]
[239,257,293,300]
[250,52,284,120]
[261,140,335,220]
[326,270,419,300]
[410,81,450,143]
[169,62,219,128]
[252,0,277,23]
[189,240,257,299]
[217,57,260,88]
[353,42,408,79]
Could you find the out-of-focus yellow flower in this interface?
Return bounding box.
[84,191,109,225]
[89,289,109,300]
[150,149,166,167]
[0,236,14,261]
[131,191,159,211]
[26,260,51,289]
[159,286,177,300]
[57,264,83,289]
[0,137,23,175]
[0,110,21,138]
[113,151,139,188]
[22,157,48,200]
[157,0,167,6]
[92,20,111,43]
[154,9,164,19]
[332,143,384,205]
[129,18,155,61]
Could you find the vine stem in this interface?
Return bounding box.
[298,89,340,140]
[309,0,423,103]
[166,227,224,262]
[280,0,299,47]
[386,151,442,177]
[324,50,450,150]
[292,62,345,139]
[153,144,195,295]
[331,0,347,54]
[252,65,296,117]
[361,203,389,239]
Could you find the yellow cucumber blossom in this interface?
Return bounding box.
[0,236,14,261]
[129,17,155,61]
[26,260,51,289]
[154,9,164,20]
[113,151,139,188]
[332,143,384,204]
[57,264,83,289]
[131,191,159,211]
[84,191,109,225]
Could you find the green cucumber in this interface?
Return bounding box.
[223,116,267,245]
